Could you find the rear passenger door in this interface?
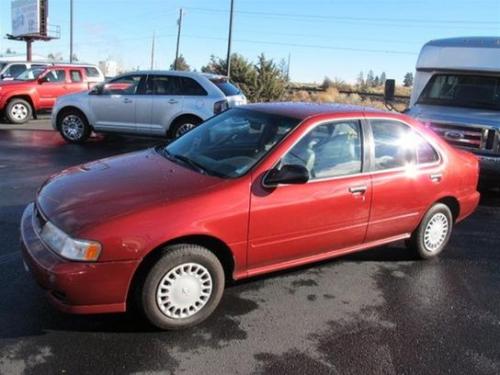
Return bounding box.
[147,75,185,136]
[66,69,88,93]
[365,118,444,242]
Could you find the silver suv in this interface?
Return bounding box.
[0,61,50,80]
[51,70,247,143]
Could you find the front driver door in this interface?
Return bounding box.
[248,119,372,273]
[37,69,68,109]
[90,74,145,133]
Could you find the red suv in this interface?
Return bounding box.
[20,103,480,330]
[0,64,103,124]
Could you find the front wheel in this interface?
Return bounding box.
[407,203,453,259]
[58,109,91,144]
[170,116,202,139]
[139,244,225,330]
[6,98,32,124]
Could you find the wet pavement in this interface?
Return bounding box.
[1,121,499,375]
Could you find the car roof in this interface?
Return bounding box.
[424,36,500,49]
[240,102,386,120]
[128,70,226,79]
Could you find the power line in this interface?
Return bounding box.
[184,6,500,25]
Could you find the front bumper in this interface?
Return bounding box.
[20,203,140,314]
[478,155,500,185]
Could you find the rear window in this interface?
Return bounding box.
[210,78,241,96]
[70,70,83,82]
[179,77,207,96]
[84,67,100,78]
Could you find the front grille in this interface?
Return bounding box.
[429,122,498,152]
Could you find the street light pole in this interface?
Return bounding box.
[174,8,183,70]
[69,0,73,63]
[226,0,234,78]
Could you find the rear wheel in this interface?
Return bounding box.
[139,244,225,330]
[170,116,202,138]
[58,109,91,144]
[407,203,453,259]
[6,98,32,124]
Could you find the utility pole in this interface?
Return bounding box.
[226,0,234,78]
[286,53,291,81]
[69,0,73,63]
[150,31,155,70]
[174,9,183,70]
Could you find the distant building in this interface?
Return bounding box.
[98,60,118,78]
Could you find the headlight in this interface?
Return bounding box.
[40,221,101,261]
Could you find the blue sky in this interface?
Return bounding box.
[1,0,500,83]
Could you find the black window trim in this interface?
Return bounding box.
[365,117,443,174]
[102,73,147,95]
[263,117,369,186]
[262,116,443,188]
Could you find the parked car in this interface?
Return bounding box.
[21,103,479,330]
[402,37,500,185]
[0,64,104,124]
[0,61,50,81]
[51,70,247,143]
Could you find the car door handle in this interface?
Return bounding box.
[430,173,442,182]
[349,185,368,194]
[168,99,178,104]
[123,98,133,103]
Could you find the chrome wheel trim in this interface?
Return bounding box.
[10,103,29,121]
[423,212,449,252]
[175,123,196,137]
[61,115,85,140]
[156,262,213,319]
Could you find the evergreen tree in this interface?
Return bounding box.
[170,55,190,71]
[403,72,414,87]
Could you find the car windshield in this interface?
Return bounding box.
[15,67,46,81]
[417,73,500,110]
[162,108,301,178]
[210,78,241,96]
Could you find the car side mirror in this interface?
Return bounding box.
[384,79,395,102]
[89,85,103,95]
[264,164,309,187]
[37,76,47,84]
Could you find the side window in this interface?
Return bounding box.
[70,70,83,82]
[4,64,27,78]
[84,67,100,78]
[102,75,143,95]
[415,133,439,164]
[44,70,66,82]
[147,75,179,95]
[179,77,208,96]
[371,120,415,171]
[282,120,363,179]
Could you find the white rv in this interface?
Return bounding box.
[405,37,500,184]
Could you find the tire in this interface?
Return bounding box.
[57,109,91,144]
[139,244,225,330]
[407,203,453,259]
[170,116,202,139]
[5,98,32,124]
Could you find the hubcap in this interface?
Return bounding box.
[175,123,196,137]
[61,115,84,140]
[10,103,28,121]
[156,262,213,319]
[423,212,449,252]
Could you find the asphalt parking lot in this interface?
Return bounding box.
[0,119,499,375]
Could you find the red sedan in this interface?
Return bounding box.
[20,103,480,330]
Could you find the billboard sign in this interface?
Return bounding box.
[11,0,41,37]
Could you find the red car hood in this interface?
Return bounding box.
[0,80,31,89]
[37,148,224,234]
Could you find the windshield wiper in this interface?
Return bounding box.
[159,148,207,174]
